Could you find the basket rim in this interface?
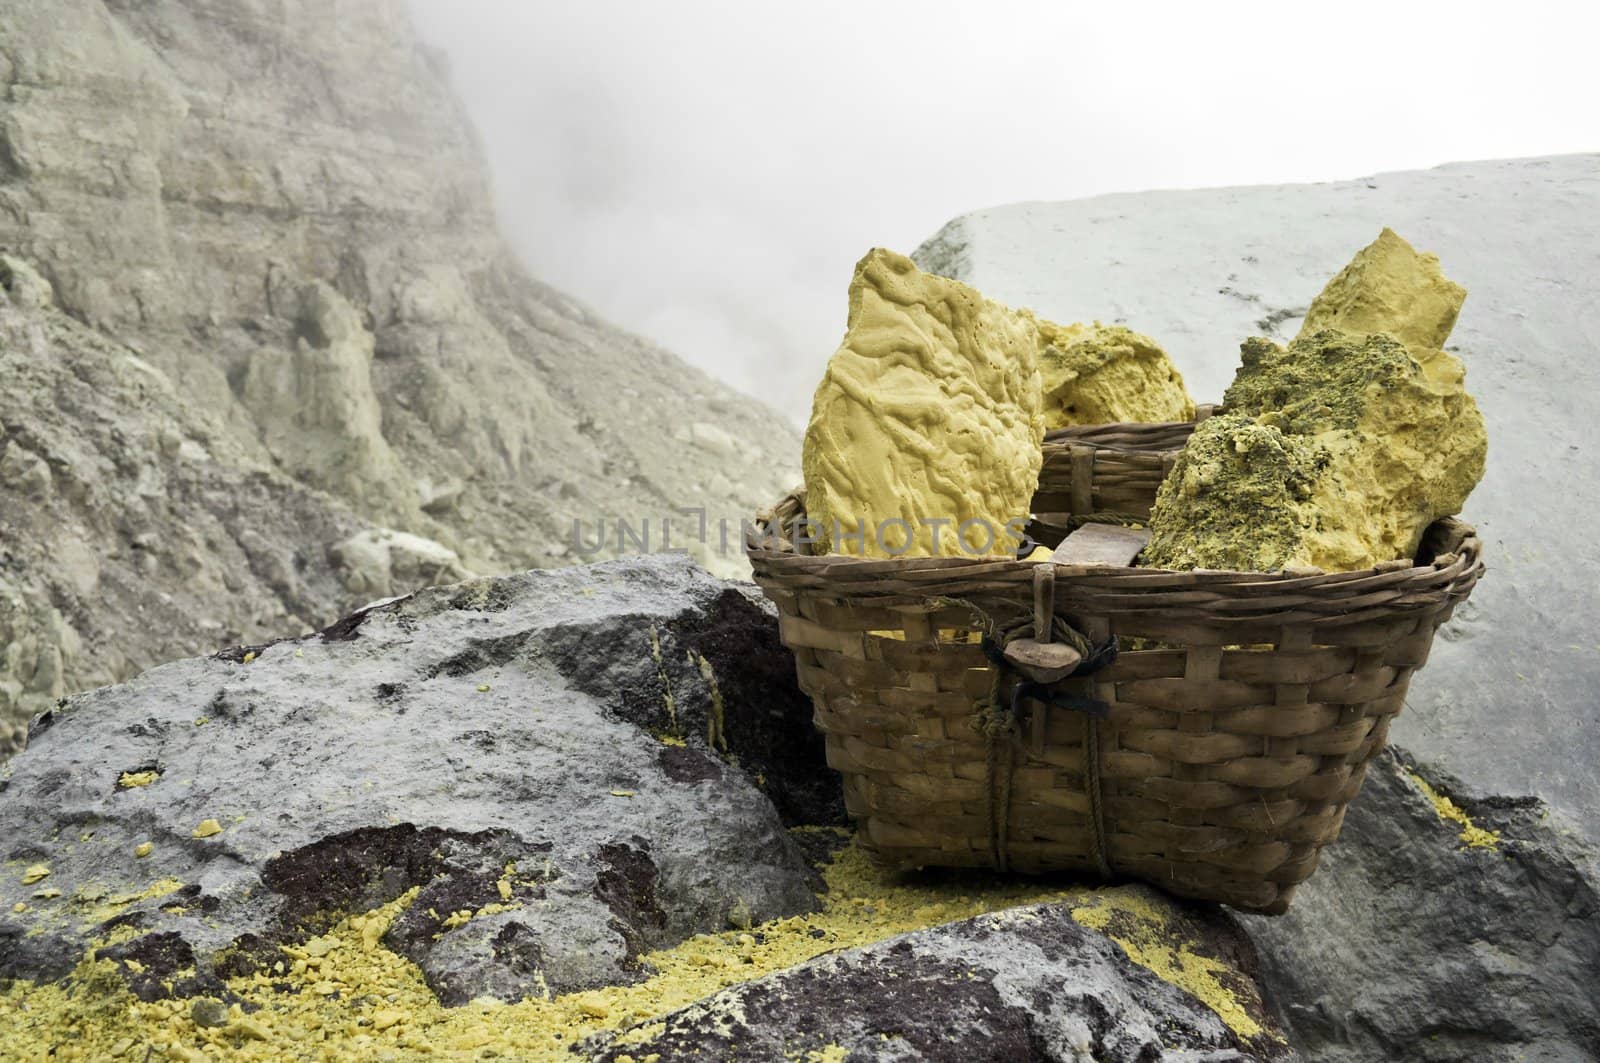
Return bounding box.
[746,501,1479,580]
[745,490,1482,620]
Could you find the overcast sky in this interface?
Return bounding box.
[408,1,1596,424]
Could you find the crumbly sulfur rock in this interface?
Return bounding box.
[1029,317,1195,429]
[803,249,1043,557]
[1300,227,1465,350]
[1145,231,1485,573]
[1142,414,1328,572]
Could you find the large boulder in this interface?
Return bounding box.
[586,901,1290,1061]
[0,556,822,1004]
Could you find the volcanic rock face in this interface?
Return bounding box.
[0,0,798,749]
[0,274,363,757]
[802,248,1042,557]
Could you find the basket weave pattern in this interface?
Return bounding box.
[750,419,1483,913]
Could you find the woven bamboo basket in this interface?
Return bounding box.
[748,414,1483,913]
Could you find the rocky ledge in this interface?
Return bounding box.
[1,555,1595,1061]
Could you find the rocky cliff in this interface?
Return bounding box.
[0,0,798,752]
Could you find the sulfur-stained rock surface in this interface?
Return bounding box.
[1031,317,1196,429]
[586,901,1289,1062]
[1144,232,1486,572]
[802,249,1043,557]
[0,555,1296,1060]
[0,557,821,1006]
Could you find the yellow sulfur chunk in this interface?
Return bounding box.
[135,842,153,858]
[191,819,223,839]
[1300,227,1465,350]
[1029,318,1195,429]
[118,771,160,788]
[803,248,1042,558]
[21,864,49,884]
[1145,230,1485,573]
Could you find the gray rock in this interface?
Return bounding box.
[914,154,1600,843]
[0,254,53,309]
[586,900,1290,1061]
[0,291,363,758]
[1240,749,1600,1063]
[0,555,823,1003]
[330,527,474,599]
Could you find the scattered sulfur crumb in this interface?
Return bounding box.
[135,842,154,858]
[21,864,50,885]
[806,1046,851,1063]
[242,651,257,664]
[191,819,224,839]
[118,770,161,788]
[1072,894,1262,1038]
[476,684,491,693]
[1409,771,1500,850]
[609,790,635,798]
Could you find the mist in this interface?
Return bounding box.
[408,0,1597,424]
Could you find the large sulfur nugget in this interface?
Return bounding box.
[1299,226,1465,350]
[803,249,1043,557]
[1031,318,1195,429]
[1144,231,1486,573]
[1142,413,1328,572]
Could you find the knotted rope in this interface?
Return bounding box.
[931,594,1118,876]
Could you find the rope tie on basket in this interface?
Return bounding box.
[929,592,1118,876]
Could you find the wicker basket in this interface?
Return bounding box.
[748,415,1483,913]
